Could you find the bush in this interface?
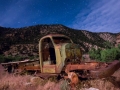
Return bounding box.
[89,45,120,62]
[100,48,117,62]
[89,48,101,61]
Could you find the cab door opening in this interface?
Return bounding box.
[41,38,56,65]
[40,37,56,73]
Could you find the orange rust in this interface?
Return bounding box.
[63,72,79,88]
[65,62,99,72]
[19,65,40,71]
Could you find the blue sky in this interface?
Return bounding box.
[0,0,120,33]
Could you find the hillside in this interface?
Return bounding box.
[0,24,118,61]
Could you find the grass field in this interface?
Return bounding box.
[0,64,120,90]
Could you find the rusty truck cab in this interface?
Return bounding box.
[39,34,72,73]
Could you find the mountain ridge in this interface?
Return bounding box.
[0,24,118,58]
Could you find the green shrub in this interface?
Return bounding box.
[89,48,101,61]
[89,46,120,62]
[100,48,117,62]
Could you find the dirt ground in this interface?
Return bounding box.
[0,64,4,70]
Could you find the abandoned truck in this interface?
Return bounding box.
[1,34,120,79]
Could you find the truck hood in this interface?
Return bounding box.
[60,43,82,64]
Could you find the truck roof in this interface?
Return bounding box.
[41,34,70,40]
[44,33,67,37]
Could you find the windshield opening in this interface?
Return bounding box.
[52,37,71,44]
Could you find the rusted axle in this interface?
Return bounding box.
[65,60,120,78]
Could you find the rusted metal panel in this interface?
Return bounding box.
[19,65,40,71]
[54,45,63,73]
[42,65,56,73]
[56,62,63,73]
[65,43,82,59]
[65,62,99,72]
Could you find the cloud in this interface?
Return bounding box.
[72,0,120,33]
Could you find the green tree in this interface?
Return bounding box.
[89,48,96,60]
[116,44,120,60]
[89,48,101,61]
[100,48,118,62]
[100,50,107,62]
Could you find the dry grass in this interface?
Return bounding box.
[0,64,120,90]
[0,68,62,90]
[78,68,120,90]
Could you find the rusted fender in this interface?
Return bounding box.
[90,60,120,78]
[65,62,100,72]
